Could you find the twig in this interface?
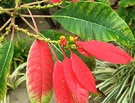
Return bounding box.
[0,7,11,15]
[22,0,48,6]
[0,18,11,31]
[19,2,61,10]
[2,24,12,37]
[27,9,39,34]
[20,14,52,18]
[11,27,15,41]
[19,14,36,32]
[13,24,58,44]
[13,24,42,39]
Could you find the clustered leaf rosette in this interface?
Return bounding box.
[53,51,97,103]
[26,39,132,103]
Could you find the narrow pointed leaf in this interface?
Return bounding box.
[71,52,97,94]
[26,40,54,103]
[76,40,132,64]
[53,2,135,47]
[63,57,89,103]
[129,75,135,102]
[53,60,74,103]
[0,41,14,101]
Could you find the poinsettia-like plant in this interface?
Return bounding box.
[0,0,135,103]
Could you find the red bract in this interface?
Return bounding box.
[71,52,97,94]
[53,60,74,103]
[63,57,89,103]
[26,40,54,103]
[76,40,132,64]
[71,0,79,2]
[77,47,91,57]
[50,0,61,3]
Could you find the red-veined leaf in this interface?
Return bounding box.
[53,60,75,103]
[63,57,89,103]
[71,52,97,94]
[26,40,54,103]
[76,40,132,64]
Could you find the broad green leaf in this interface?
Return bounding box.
[117,7,128,19]
[40,30,71,41]
[125,8,135,25]
[53,2,135,47]
[131,23,135,36]
[95,0,110,5]
[40,30,62,41]
[51,44,64,61]
[0,41,14,101]
[119,0,135,7]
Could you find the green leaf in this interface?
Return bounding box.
[117,7,128,19]
[95,0,110,5]
[131,23,135,36]
[116,88,129,103]
[125,7,135,25]
[0,41,14,101]
[115,75,130,99]
[53,2,135,47]
[128,75,135,102]
[40,30,62,41]
[40,30,71,41]
[102,86,118,103]
[119,0,135,7]
[51,44,64,61]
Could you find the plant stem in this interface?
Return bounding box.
[22,0,48,6]
[27,9,39,34]
[0,18,11,31]
[11,27,15,41]
[19,15,36,32]
[0,7,11,15]
[20,14,52,18]
[13,24,58,44]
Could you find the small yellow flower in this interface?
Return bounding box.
[60,36,65,39]
[69,36,74,41]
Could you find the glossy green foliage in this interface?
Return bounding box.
[95,0,110,5]
[13,35,32,69]
[0,0,15,8]
[0,42,14,101]
[119,0,135,7]
[53,2,135,47]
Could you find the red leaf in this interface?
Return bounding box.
[26,40,54,103]
[76,40,132,64]
[50,0,61,3]
[71,52,97,94]
[53,60,75,103]
[63,57,89,103]
[77,47,91,57]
